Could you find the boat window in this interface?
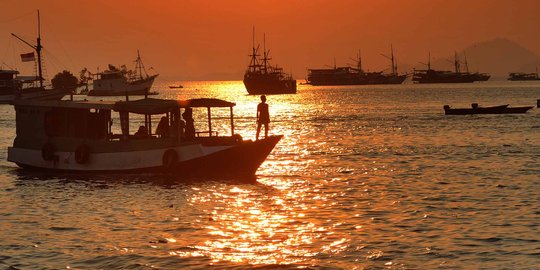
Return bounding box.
[44,108,110,139]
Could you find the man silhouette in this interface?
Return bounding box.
[256,95,270,140]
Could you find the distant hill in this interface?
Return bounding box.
[421,38,540,80]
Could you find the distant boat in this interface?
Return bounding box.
[443,103,533,115]
[508,68,540,81]
[88,51,159,96]
[8,97,282,178]
[413,52,490,84]
[243,29,296,95]
[169,85,183,89]
[1,11,72,104]
[306,46,407,86]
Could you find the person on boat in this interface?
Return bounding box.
[183,108,195,139]
[134,125,148,137]
[156,116,169,138]
[256,95,270,140]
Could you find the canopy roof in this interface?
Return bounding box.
[114,98,235,114]
[13,98,235,114]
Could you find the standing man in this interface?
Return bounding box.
[256,95,270,140]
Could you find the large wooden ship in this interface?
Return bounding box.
[243,30,296,95]
[413,52,490,84]
[306,46,407,86]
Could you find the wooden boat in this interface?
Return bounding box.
[87,51,158,96]
[443,104,508,115]
[7,97,281,178]
[444,104,534,115]
[1,11,72,104]
[243,29,296,95]
[169,85,183,89]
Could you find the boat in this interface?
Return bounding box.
[7,97,282,178]
[413,52,490,84]
[87,51,159,96]
[508,69,540,81]
[243,30,296,95]
[443,103,533,115]
[1,11,72,104]
[443,103,508,115]
[169,85,183,89]
[306,46,407,86]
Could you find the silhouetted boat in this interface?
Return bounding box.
[413,52,490,84]
[8,97,281,178]
[508,69,540,81]
[88,51,158,96]
[243,30,296,95]
[307,46,407,86]
[443,104,508,115]
[169,85,183,89]
[1,11,72,103]
[443,104,534,115]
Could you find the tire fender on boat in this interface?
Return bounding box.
[41,143,57,161]
[162,149,178,169]
[75,144,91,164]
[233,134,243,144]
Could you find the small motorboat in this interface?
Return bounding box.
[169,85,183,89]
[444,103,534,115]
[443,103,508,115]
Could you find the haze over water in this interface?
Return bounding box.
[1,81,539,269]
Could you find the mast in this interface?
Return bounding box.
[135,50,147,80]
[358,49,362,72]
[11,10,44,88]
[463,52,469,73]
[36,10,43,88]
[390,44,396,76]
[454,51,460,73]
[248,27,260,73]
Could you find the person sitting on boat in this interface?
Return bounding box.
[156,116,169,138]
[134,125,148,137]
[183,108,195,139]
[256,95,270,140]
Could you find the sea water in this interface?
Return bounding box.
[0,81,539,269]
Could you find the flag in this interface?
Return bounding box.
[20,52,35,62]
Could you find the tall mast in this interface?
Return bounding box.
[390,44,396,76]
[11,10,44,88]
[428,52,431,70]
[263,33,267,72]
[463,52,469,73]
[36,10,43,88]
[454,51,460,73]
[358,49,362,72]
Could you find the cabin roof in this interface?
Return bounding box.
[0,70,19,74]
[11,99,116,110]
[12,98,236,114]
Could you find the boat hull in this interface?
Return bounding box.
[444,105,508,115]
[88,75,158,96]
[8,136,282,178]
[307,74,407,86]
[243,75,296,95]
[0,87,71,104]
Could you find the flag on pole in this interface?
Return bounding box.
[20,52,35,62]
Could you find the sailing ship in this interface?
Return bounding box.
[508,68,540,81]
[87,51,158,96]
[306,46,407,86]
[243,30,296,95]
[412,52,490,84]
[0,11,72,104]
[8,97,282,178]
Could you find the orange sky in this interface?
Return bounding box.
[1,0,539,80]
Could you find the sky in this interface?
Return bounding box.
[1,0,539,80]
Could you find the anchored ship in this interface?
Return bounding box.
[306,46,407,86]
[1,11,72,103]
[88,51,158,96]
[508,68,540,81]
[243,30,296,95]
[413,52,490,84]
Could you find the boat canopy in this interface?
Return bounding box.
[113,98,235,115]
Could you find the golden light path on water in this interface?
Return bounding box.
[158,81,355,265]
